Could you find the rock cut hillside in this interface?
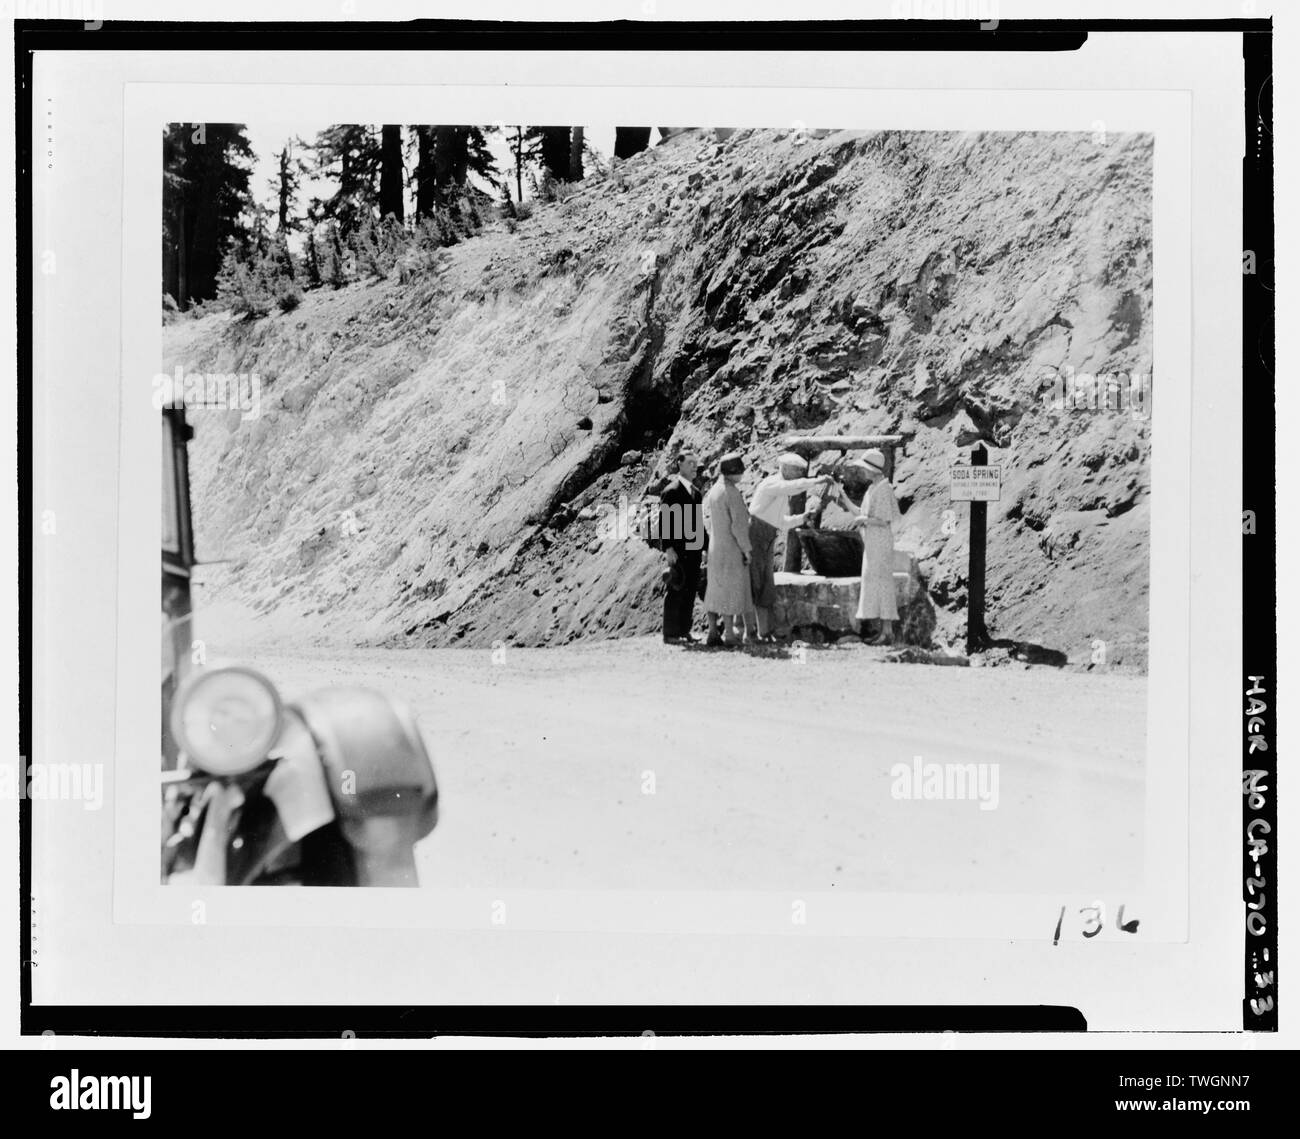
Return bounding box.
[164,128,1152,668]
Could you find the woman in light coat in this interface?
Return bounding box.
[850,449,902,645]
[702,452,756,646]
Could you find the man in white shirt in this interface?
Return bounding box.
[746,453,832,642]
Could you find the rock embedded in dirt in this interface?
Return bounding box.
[885,646,971,667]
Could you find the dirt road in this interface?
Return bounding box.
[198,604,1145,894]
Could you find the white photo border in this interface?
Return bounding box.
[28,38,1244,1028]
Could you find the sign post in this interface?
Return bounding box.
[949,444,1001,653]
[967,445,989,653]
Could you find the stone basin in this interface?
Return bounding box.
[771,550,935,644]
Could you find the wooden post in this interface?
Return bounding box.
[783,492,806,572]
[966,443,989,654]
[781,433,906,455]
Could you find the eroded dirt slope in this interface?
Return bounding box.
[165,127,1152,667]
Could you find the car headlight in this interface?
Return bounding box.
[171,664,283,776]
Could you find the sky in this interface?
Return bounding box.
[242,120,635,225]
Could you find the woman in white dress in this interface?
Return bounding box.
[850,449,901,645]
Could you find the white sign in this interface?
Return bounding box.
[950,464,1002,502]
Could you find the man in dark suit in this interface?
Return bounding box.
[657,451,707,644]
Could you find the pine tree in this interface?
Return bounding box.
[312,124,381,237]
[305,229,322,287]
[162,123,255,309]
[411,125,503,218]
[525,126,573,184]
[465,126,501,187]
[272,139,309,233]
[272,232,295,282]
[507,126,526,203]
[250,203,271,258]
[327,222,349,288]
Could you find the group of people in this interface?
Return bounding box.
[656,447,902,647]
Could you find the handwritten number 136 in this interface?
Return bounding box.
[1052,902,1140,944]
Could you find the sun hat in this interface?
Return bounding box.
[858,448,887,476]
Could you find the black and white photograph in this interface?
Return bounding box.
[159,121,1153,894]
[12,5,1286,1075]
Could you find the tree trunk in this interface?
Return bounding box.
[512,128,524,201]
[450,126,470,185]
[568,125,584,181]
[783,493,806,573]
[614,127,651,159]
[187,162,222,303]
[433,126,459,192]
[537,127,570,182]
[379,124,405,222]
[277,147,292,231]
[176,200,187,311]
[306,231,320,286]
[415,127,436,219]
